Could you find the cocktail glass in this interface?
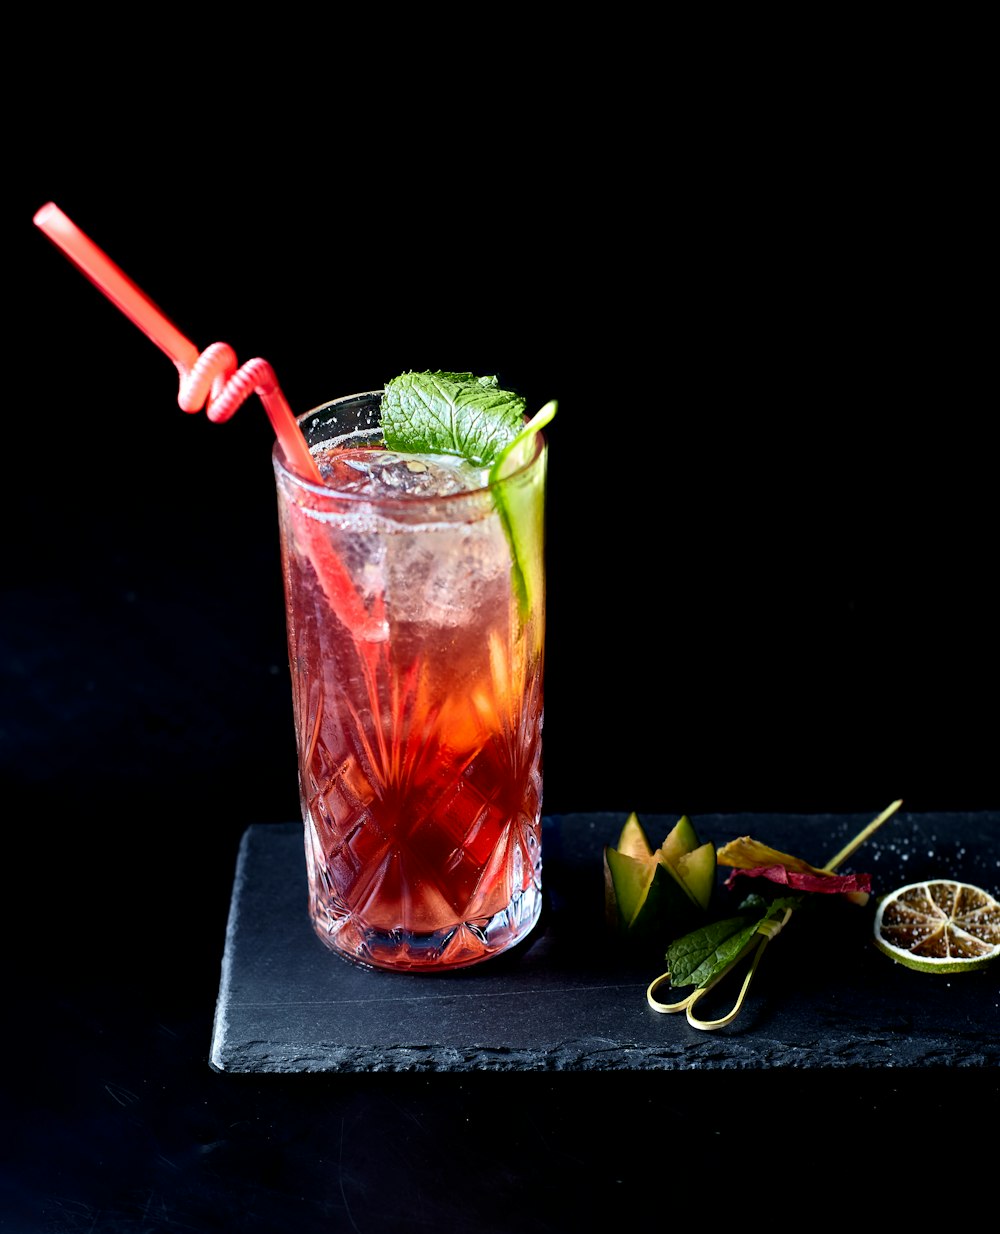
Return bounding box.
[272,391,548,971]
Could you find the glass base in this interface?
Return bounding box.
[309,881,543,973]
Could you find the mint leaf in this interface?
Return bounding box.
[666,915,761,990]
[666,894,803,989]
[381,371,527,466]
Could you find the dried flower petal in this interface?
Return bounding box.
[716,836,828,875]
[724,865,872,894]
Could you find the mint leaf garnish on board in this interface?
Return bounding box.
[665,895,803,990]
[381,371,527,466]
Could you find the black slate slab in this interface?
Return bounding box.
[209,811,999,1073]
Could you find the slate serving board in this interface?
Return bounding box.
[209,811,999,1073]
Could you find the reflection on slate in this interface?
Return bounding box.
[210,812,999,1073]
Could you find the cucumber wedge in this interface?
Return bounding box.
[604,813,717,947]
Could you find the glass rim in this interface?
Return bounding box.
[273,388,547,504]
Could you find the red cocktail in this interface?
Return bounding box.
[273,391,547,971]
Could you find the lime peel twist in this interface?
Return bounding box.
[489,400,558,626]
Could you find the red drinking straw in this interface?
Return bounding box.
[33,202,323,483]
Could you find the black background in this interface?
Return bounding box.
[4,23,996,1233]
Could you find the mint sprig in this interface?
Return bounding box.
[381,371,527,466]
[380,371,556,629]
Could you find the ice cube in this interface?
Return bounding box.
[316,446,490,498]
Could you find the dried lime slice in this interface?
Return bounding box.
[873,879,1000,973]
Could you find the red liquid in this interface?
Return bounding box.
[277,440,546,972]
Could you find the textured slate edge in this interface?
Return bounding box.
[213,1035,998,1075]
[209,829,252,1075]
